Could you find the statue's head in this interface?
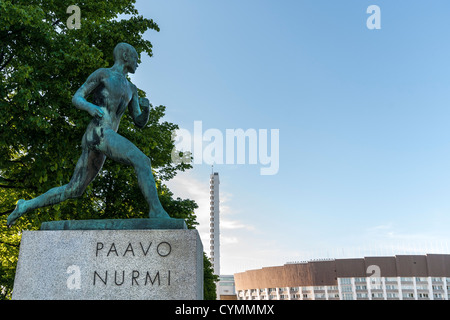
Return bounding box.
[113,43,139,74]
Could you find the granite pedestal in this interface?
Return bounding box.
[12,221,203,300]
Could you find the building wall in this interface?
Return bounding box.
[235,254,450,300]
[218,275,236,300]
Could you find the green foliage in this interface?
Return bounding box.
[203,253,219,300]
[0,0,209,299]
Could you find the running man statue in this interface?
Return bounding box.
[7,43,170,227]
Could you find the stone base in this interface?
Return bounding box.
[12,229,203,300]
[40,218,187,231]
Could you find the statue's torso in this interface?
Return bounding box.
[84,69,134,149]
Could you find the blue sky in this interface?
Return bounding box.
[130,0,450,274]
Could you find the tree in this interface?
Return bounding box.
[203,253,219,300]
[0,0,206,299]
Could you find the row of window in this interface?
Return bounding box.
[238,277,450,300]
[239,290,450,300]
[341,284,448,291]
[254,285,448,295]
[342,277,449,284]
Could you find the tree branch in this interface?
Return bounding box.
[0,54,13,72]
[0,240,19,248]
[0,209,13,216]
[0,27,25,41]
[0,176,19,183]
[0,184,36,190]
[52,19,61,27]
[0,184,25,189]
[0,49,4,66]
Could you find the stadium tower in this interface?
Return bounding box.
[209,171,220,275]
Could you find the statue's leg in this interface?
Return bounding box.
[98,129,170,219]
[7,148,105,226]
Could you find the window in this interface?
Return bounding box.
[416,277,427,282]
[402,292,414,299]
[313,286,324,291]
[343,293,353,300]
[370,284,383,290]
[327,286,339,291]
[401,285,414,290]
[340,278,352,285]
[356,285,367,291]
[368,278,382,286]
[401,277,413,282]
[356,293,368,299]
[219,282,235,287]
[418,293,428,298]
[385,285,397,290]
[386,293,398,298]
[416,285,428,290]
[341,286,353,292]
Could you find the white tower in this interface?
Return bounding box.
[209,171,220,275]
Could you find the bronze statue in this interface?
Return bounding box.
[7,43,170,227]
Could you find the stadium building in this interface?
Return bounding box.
[234,254,450,300]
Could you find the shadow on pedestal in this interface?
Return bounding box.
[40,218,187,231]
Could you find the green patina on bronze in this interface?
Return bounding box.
[7,43,178,228]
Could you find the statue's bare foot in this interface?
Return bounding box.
[149,208,170,219]
[7,199,26,227]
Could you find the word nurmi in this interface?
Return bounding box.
[93,270,171,286]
